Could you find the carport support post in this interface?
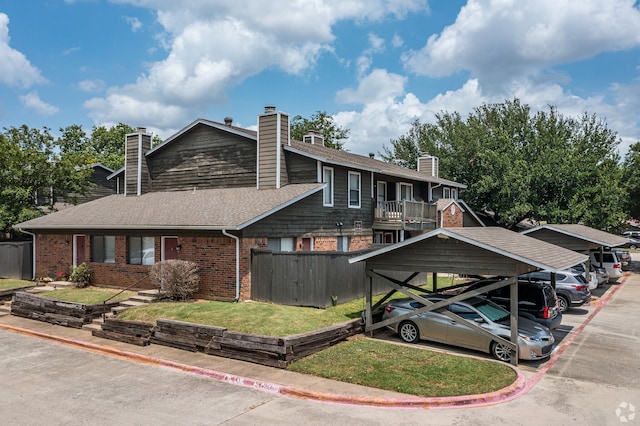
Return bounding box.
[432,272,437,292]
[365,272,373,336]
[510,272,519,366]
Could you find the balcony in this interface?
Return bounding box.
[373,200,437,230]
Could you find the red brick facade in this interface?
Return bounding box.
[34,233,268,301]
[440,202,464,227]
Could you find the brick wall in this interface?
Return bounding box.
[440,202,464,228]
[34,232,268,301]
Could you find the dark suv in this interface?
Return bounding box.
[519,270,591,313]
[462,278,562,329]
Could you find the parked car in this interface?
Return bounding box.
[519,270,591,313]
[382,295,555,362]
[590,250,623,282]
[592,264,608,286]
[462,278,562,330]
[614,250,631,270]
[622,230,640,238]
[622,238,640,250]
[568,262,598,290]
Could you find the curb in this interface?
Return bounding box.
[0,278,623,409]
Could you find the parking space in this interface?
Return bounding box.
[370,266,632,372]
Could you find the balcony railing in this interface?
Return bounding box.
[373,200,437,229]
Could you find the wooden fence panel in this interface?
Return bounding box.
[0,241,32,280]
[251,249,402,308]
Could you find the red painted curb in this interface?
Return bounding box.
[0,278,623,409]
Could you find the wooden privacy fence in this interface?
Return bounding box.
[251,249,411,308]
[0,241,32,280]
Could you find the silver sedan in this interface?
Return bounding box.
[382,295,555,362]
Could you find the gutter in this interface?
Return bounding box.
[16,228,36,281]
[222,229,240,302]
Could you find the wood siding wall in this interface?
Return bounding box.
[147,125,257,191]
[258,112,289,189]
[125,132,151,195]
[74,167,117,204]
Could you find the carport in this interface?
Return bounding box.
[349,227,587,365]
[522,224,628,271]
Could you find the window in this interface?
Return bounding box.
[348,171,361,208]
[337,236,349,252]
[267,237,295,252]
[128,236,155,265]
[398,183,413,201]
[323,166,334,206]
[443,187,451,198]
[91,236,115,263]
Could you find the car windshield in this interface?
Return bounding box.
[472,299,510,322]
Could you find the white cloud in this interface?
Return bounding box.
[403,0,640,88]
[19,91,59,115]
[78,79,106,92]
[0,13,46,88]
[124,16,142,32]
[86,0,427,127]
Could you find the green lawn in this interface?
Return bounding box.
[0,279,35,291]
[41,287,135,305]
[289,337,517,397]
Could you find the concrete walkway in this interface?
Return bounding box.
[0,264,637,411]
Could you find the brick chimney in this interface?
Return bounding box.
[417,153,439,178]
[124,127,152,196]
[257,106,289,189]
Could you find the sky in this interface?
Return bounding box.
[1,0,640,158]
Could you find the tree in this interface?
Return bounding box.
[622,142,640,220]
[0,125,94,235]
[381,99,625,230]
[290,111,350,150]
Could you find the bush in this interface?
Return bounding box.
[69,263,92,288]
[150,260,200,301]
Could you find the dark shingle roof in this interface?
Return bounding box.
[523,224,629,247]
[16,184,323,231]
[285,140,465,188]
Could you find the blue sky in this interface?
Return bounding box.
[1,0,640,158]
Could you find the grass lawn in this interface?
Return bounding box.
[289,336,517,397]
[0,279,35,291]
[41,287,136,305]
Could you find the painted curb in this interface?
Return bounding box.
[0,277,624,409]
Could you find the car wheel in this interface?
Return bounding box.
[398,321,420,344]
[630,244,637,250]
[491,341,512,362]
[557,295,569,313]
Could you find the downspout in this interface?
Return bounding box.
[222,229,240,302]
[17,228,36,281]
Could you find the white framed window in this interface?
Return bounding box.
[323,166,334,207]
[398,182,413,201]
[452,188,458,199]
[376,181,387,208]
[267,237,295,252]
[348,171,361,208]
[128,236,155,265]
[443,187,451,199]
[91,235,115,263]
[337,236,349,252]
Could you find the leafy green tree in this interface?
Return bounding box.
[381,99,625,230]
[291,110,350,150]
[622,142,640,220]
[0,125,93,235]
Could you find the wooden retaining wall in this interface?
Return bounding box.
[97,317,362,368]
[10,292,121,329]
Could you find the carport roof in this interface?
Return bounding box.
[349,226,588,276]
[522,224,629,251]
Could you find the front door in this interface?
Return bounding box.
[163,237,179,260]
[74,235,86,266]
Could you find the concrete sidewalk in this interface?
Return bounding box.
[0,270,630,409]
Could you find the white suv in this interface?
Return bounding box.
[590,251,622,283]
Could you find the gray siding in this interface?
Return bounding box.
[286,153,317,183]
[147,124,257,191]
[125,133,151,195]
[257,112,289,189]
[75,167,117,203]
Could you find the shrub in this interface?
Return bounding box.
[150,260,200,301]
[69,263,92,288]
